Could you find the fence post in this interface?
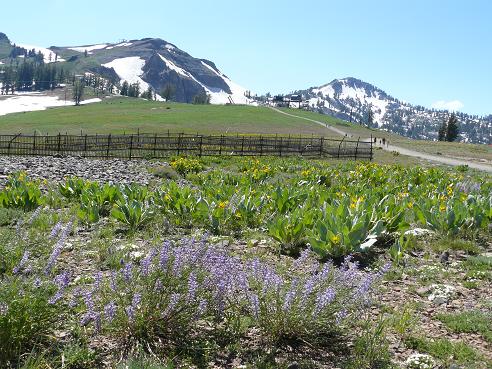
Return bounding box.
[219,135,223,155]
[337,136,345,159]
[355,137,360,160]
[199,136,203,157]
[106,134,111,159]
[84,134,88,157]
[319,137,324,157]
[370,134,373,161]
[241,136,245,156]
[279,136,282,157]
[57,133,61,154]
[153,133,157,158]
[177,133,182,155]
[259,136,263,156]
[33,131,36,155]
[129,134,133,160]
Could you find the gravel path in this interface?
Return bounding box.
[271,107,492,173]
[0,156,161,185]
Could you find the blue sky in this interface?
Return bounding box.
[3,0,491,115]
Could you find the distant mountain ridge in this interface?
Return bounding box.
[294,77,491,144]
[0,33,251,104]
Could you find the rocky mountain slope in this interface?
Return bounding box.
[294,78,491,144]
[0,32,251,104]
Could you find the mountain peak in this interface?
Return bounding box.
[295,78,490,144]
[0,32,9,43]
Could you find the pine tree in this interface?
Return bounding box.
[120,81,129,96]
[438,121,447,141]
[160,83,175,101]
[445,113,459,142]
[73,79,85,105]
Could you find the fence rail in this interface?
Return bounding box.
[0,133,373,160]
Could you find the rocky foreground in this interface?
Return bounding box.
[0,155,160,185]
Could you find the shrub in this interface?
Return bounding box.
[170,157,204,176]
[63,238,388,345]
[0,172,43,211]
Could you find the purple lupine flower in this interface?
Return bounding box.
[104,301,117,322]
[125,305,135,321]
[122,262,133,282]
[132,292,142,308]
[140,248,156,276]
[314,287,336,315]
[49,271,72,304]
[49,221,63,239]
[109,271,117,291]
[48,289,65,304]
[318,262,332,282]
[68,287,81,308]
[80,312,93,326]
[283,279,299,312]
[33,277,42,288]
[195,299,208,319]
[15,219,23,237]
[13,250,30,274]
[187,272,198,302]
[335,309,348,324]
[93,272,103,291]
[376,262,392,278]
[301,276,316,304]
[44,221,72,275]
[27,207,42,225]
[163,293,180,316]
[54,270,71,288]
[249,293,260,319]
[159,241,171,270]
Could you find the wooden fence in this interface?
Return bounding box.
[0,133,373,160]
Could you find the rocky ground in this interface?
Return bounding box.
[0,155,162,185]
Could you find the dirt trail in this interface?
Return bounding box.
[270,107,492,173]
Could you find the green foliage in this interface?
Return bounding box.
[111,198,154,232]
[59,176,87,199]
[437,310,492,343]
[0,276,58,367]
[170,157,204,175]
[0,172,42,211]
[348,316,392,369]
[308,197,383,259]
[0,207,24,226]
[404,336,489,366]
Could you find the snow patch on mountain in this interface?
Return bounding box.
[17,43,65,63]
[69,44,108,54]
[200,61,251,105]
[0,94,100,116]
[102,56,150,91]
[159,54,193,79]
[106,42,133,50]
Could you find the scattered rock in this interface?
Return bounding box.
[428,284,456,305]
[286,362,300,369]
[0,155,163,186]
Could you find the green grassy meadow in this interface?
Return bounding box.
[1,94,490,164]
[0,97,339,136]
